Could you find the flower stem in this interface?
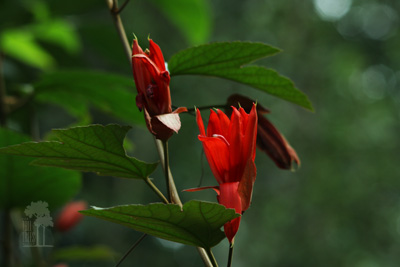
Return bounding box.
[145,177,169,204]
[162,141,171,201]
[205,248,218,267]
[227,244,234,267]
[106,0,131,66]
[105,2,213,265]
[160,140,182,206]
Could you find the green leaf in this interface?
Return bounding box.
[168,41,313,110]
[34,70,143,125]
[81,200,240,249]
[0,128,81,209]
[0,29,55,70]
[33,19,81,54]
[149,0,211,45]
[0,124,158,180]
[51,246,117,261]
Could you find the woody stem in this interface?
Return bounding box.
[106,0,131,65]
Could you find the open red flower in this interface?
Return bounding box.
[132,37,186,141]
[186,105,258,244]
[227,94,300,170]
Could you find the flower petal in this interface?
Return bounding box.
[198,135,230,184]
[156,113,182,134]
[196,108,206,136]
[149,39,167,72]
[206,110,222,137]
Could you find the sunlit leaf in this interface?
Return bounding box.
[34,70,143,125]
[0,29,55,70]
[33,19,81,54]
[168,41,313,110]
[0,128,81,209]
[81,200,240,249]
[0,124,158,180]
[149,0,211,45]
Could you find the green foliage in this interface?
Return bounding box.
[0,124,158,180]
[149,0,211,45]
[0,29,55,70]
[34,70,143,125]
[0,128,81,209]
[81,200,240,249]
[168,41,313,110]
[32,19,81,54]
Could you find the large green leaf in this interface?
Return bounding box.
[168,41,313,110]
[34,70,143,125]
[0,128,81,209]
[149,0,211,45]
[0,124,158,180]
[81,200,240,249]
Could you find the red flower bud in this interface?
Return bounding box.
[131,37,186,141]
[55,201,87,232]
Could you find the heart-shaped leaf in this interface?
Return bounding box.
[0,124,157,180]
[0,128,81,209]
[81,200,240,249]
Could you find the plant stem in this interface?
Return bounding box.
[160,140,182,206]
[115,233,147,267]
[106,2,214,266]
[106,0,132,65]
[205,248,218,267]
[145,177,169,204]
[162,141,172,201]
[227,244,234,267]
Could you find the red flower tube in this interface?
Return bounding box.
[132,37,186,141]
[227,94,300,170]
[186,104,258,244]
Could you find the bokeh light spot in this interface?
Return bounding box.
[314,0,352,21]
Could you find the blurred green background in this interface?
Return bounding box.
[1,0,400,266]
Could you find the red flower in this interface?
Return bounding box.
[132,37,186,141]
[186,105,258,244]
[227,94,300,170]
[55,201,87,232]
